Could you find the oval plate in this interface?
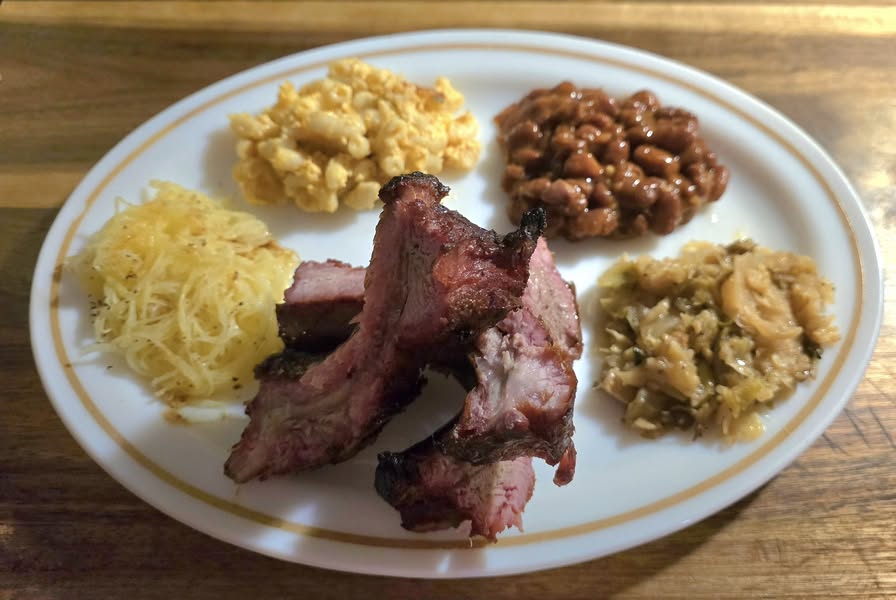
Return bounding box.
[30,30,883,578]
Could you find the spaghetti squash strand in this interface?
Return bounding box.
[70,181,298,402]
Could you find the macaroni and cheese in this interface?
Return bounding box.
[229,58,480,212]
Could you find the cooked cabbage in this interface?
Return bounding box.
[597,239,839,440]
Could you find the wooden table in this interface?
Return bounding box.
[2,2,894,598]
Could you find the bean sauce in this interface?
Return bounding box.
[495,83,729,240]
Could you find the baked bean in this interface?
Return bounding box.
[619,90,659,128]
[563,151,603,179]
[506,120,543,147]
[611,162,644,192]
[562,189,589,216]
[571,177,594,197]
[586,112,617,132]
[580,90,618,117]
[686,163,712,197]
[674,175,698,200]
[511,146,543,171]
[567,207,619,239]
[626,124,655,147]
[651,188,683,234]
[575,124,601,144]
[652,121,695,154]
[601,138,630,164]
[590,181,615,208]
[632,145,680,179]
[550,124,581,153]
[495,82,728,240]
[520,177,551,199]
[542,179,580,206]
[616,176,658,210]
[625,213,650,237]
[571,201,590,218]
[656,106,698,126]
[628,90,660,110]
[678,140,706,167]
[502,163,526,187]
[709,166,730,201]
[619,107,646,128]
[553,81,578,98]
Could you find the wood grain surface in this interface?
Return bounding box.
[1,2,894,598]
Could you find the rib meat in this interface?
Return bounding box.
[436,237,583,482]
[225,173,544,483]
[374,239,582,537]
[280,238,581,505]
[280,239,582,539]
[375,430,535,542]
[276,259,365,351]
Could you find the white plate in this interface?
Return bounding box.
[30,30,883,578]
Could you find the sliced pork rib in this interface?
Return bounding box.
[276,259,365,351]
[253,347,328,381]
[275,239,581,361]
[375,432,535,542]
[275,260,475,378]
[225,173,544,483]
[437,238,583,482]
[280,238,582,488]
[516,238,583,360]
[375,239,582,537]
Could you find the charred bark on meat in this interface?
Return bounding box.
[275,259,366,351]
[375,427,535,542]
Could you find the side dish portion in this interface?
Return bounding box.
[70,182,297,402]
[496,84,728,240]
[230,58,480,212]
[596,239,839,439]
